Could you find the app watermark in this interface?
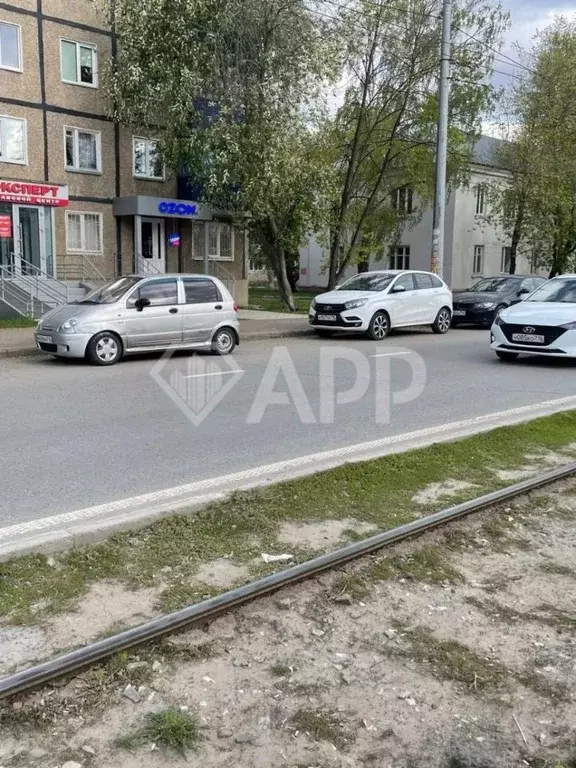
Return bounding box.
[151,344,426,426]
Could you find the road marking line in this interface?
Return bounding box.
[2,393,576,544]
[371,351,413,358]
[182,370,244,379]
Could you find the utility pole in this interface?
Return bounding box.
[431,0,452,278]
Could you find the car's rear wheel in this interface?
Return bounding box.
[86,331,123,366]
[495,350,519,362]
[366,311,390,340]
[314,329,335,338]
[211,326,236,355]
[431,307,452,334]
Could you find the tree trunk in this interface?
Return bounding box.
[509,195,525,274]
[258,217,296,311]
[358,259,369,273]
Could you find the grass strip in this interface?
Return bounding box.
[1,410,575,625]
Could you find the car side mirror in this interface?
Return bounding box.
[391,285,406,293]
[134,297,151,312]
[518,288,530,296]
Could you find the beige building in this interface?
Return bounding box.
[0,0,248,308]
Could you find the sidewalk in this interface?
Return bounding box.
[0,310,312,358]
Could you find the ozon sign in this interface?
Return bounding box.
[0,180,69,207]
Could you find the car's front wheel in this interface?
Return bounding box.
[431,307,452,334]
[366,311,390,340]
[211,327,237,355]
[86,332,123,366]
[495,350,519,362]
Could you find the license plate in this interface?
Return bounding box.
[317,314,336,322]
[37,334,52,344]
[453,310,466,316]
[512,333,545,344]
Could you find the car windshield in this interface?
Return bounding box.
[74,277,143,305]
[337,273,395,292]
[469,278,518,293]
[526,277,576,303]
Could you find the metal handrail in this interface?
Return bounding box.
[1,256,69,309]
[135,256,162,276]
[208,260,237,296]
[58,254,106,283]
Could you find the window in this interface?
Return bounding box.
[389,245,410,270]
[133,137,163,180]
[392,274,416,291]
[520,278,535,293]
[392,187,413,214]
[430,274,443,288]
[66,212,102,254]
[0,115,26,164]
[475,185,486,215]
[193,222,234,261]
[0,21,21,71]
[127,278,178,308]
[65,127,101,172]
[501,246,512,273]
[473,245,484,275]
[183,278,220,304]
[414,273,434,290]
[61,39,97,86]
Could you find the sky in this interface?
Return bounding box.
[482,0,576,135]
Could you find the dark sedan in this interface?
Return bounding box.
[451,275,547,327]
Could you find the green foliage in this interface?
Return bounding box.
[117,709,201,754]
[325,0,508,285]
[488,18,576,275]
[106,0,340,309]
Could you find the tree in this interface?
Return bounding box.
[325,0,507,288]
[105,0,339,310]
[488,18,576,277]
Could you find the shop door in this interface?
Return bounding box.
[139,218,166,274]
[0,203,14,273]
[12,206,54,277]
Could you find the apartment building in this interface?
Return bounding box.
[0,0,248,308]
[297,137,542,291]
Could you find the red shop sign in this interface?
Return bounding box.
[0,214,12,238]
[0,180,69,207]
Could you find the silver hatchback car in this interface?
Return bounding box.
[34,274,240,365]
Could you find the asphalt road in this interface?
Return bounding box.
[1,328,575,528]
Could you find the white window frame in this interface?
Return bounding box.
[0,114,27,165]
[64,126,102,174]
[0,20,22,72]
[501,246,512,273]
[192,221,235,262]
[390,245,410,270]
[475,184,486,215]
[132,136,164,180]
[393,187,413,215]
[60,39,98,88]
[65,211,103,255]
[473,245,485,275]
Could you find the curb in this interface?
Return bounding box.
[0,327,314,359]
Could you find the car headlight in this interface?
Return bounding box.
[310,299,316,311]
[560,321,576,330]
[58,318,79,333]
[475,302,497,309]
[344,298,368,310]
[494,314,504,326]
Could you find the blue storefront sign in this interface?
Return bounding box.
[158,201,198,216]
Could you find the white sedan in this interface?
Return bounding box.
[309,270,453,339]
[490,275,576,361]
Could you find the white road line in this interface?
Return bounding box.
[183,370,244,379]
[2,393,576,544]
[371,351,413,358]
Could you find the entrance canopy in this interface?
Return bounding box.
[113,195,214,221]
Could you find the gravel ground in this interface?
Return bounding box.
[1,480,576,768]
